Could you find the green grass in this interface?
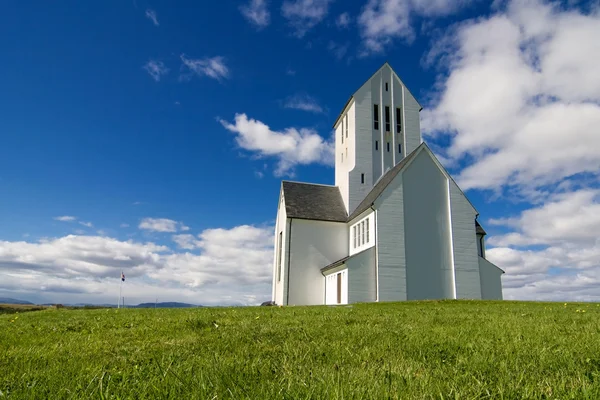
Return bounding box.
[1,301,600,399]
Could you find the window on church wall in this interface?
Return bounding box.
[373,104,379,130]
[341,119,344,144]
[353,226,357,248]
[398,144,402,154]
[396,107,402,133]
[366,219,369,242]
[385,82,388,91]
[385,106,390,131]
[387,142,390,152]
[361,221,365,244]
[361,173,365,184]
[345,114,348,138]
[277,231,283,282]
[375,141,378,151]
[341,153,343,162]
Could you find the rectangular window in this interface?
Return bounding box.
[277,232,283,282]
[361,173,365,184]
[385,106,390,131]
[366,219,369,243]
[353,226,356,248]
[375,141,378,151]
[341,119,344,144]
[341,153,343,162]
[373,104,379,130]
[398,144,402,154]
[387,142,390,152]
[361,221,365,245]
[345,114,348,138]
[396,107,402,132]
[385,82,388,91]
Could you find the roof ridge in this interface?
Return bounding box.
[347,143,425,221]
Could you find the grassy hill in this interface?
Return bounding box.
[1,300,599,399]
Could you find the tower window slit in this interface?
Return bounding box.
[385,106,390,131]
[396,107,402,133]
[373,104,379,130]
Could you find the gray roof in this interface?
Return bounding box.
[282,181,348,222]
[348,145,422,221]
[321,256,350,274]
[476,220,487,235]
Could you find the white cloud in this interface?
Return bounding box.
[219,113,334,176]
[328,41,350,60]
[145,9,159,26]
[74,229,86,235]
[481,187,600,301]
[358,0,475,54]
[336,12,351,28]
[240,0,270,28]
[422,0,600,195]
[139,218,188,233]
[180,55,229,82]
[0,225,273,306]
[281,0,333,37]
[172,234,198,250]
[143,60,169,82]
[488,190,600,248]
[120,223,130,228]
[79,221,93,228]
[54,216,76,222]
[283,93,324,113]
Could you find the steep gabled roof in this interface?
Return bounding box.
[349,142,480,222]
[282,181,348,223]
[332,61,423,129]
[348,145,422,221]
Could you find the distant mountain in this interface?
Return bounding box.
[135,302,199,308]
[0,297,33,305]
[28,301,199,308]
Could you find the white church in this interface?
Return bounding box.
[272,63,503,306]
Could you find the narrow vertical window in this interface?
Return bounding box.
[341,119,344,144]
[341,153,343,162]
[277,232,283,282]
[373,104,379,130]
[361,221,365,245]
[385,82,388,91]
[366,219,369,243]
[385,106,390,131]
[375,141,378,151]
[361,173,365,184]
[387,142,390,152]
[345,114,348,138]
[353,226,356,248]
[396,107,402,133]
[346,147,348,158]
[398,144,402,154]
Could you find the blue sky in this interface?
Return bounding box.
[1,0,599,305]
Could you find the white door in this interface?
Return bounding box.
[325,269,348,305]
